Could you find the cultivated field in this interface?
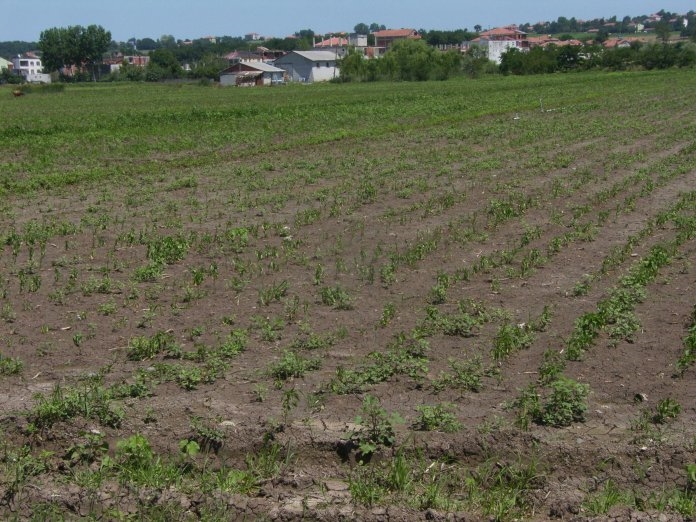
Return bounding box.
[1,71,696,521]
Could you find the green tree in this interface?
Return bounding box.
[39,25,111,79]
[190,53,228,80]
[146,48,182,80]
[81,25,112,80]
[338,50,367,81]
[38,27,70,72]
[136,37,158,51]
[354,23,369,34]
[654,20,672,43]
[159,34,177,49]
[388,39,435,81]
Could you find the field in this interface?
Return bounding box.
[1,70,696,520]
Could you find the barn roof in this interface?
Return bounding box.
[221,62,285,74]
[285,51,339,62]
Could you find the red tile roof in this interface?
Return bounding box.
[373,29,419,38]
[315,37,348,47]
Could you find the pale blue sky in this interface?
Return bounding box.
[2,0,694,42]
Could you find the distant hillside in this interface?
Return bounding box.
[0,41,38,59]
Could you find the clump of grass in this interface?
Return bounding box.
[268,350,321,382]
[320,285,353,310]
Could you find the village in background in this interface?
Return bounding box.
[1,9,695,86]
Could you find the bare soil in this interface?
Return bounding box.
[1,82,696,521]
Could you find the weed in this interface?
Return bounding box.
[268,350,321,382]
[541,377,590,427]
[245,440,293,480]
[413,403,462,432]
[379,302,396,327]
[252,383,269,403]
[320,285,353,310]
[432,357,484,393]
[133,262,163,282]
[30,382,124,430]
[492,322,534,361]
[258,280,289,306]
[537,349,566,385]
[147,234,189,264]
[127,331,179,361]
[582,479,635,515]
[653,397,681,424]
[190,416,225,452]
[64,432,109,466]
[348,394,404,461]
[289,329,335,351]
[0,354,24,376]
[281,387,300,425]
[465,457,544,520]
[512,376,589,429]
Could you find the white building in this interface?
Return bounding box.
[274,51,339,83]
[464,26,530,65]
[12,54,51,83]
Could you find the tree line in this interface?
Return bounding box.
[499,41,696,75]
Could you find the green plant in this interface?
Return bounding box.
[258,279,289,306]
[147,234,190,264]
[492,322,534,361]
[268,350,321,382]
[252,383,269,403]
[348,394,404,461]
[676,319,696,376]
[133,262,163,282]
[432,357,484,393]
[29,382,124,430]
[537,349,566,385]
[464,457,544,520]
[190,416,225,452]
[413,403,461,432]
[379,302,396,327]
[653,397,681,424]
[582,479,635,515]
[320,285,353,310]
[245,440,293,480]
[127,331,179,361]
[289,328,335,350]
[64,432,109,466]
[540,377,590,427]
[0,354,24,376]
[512,376,589,429]
[281,387,300,425]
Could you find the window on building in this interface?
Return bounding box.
[20,60,28,66]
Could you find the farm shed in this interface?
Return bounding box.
[273,51,339,83]
[219,62,285,86]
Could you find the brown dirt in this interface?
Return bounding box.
[1,92,696,521]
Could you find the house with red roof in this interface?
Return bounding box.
[465,26,529,64]
[315,36,349,48]
[373,29,420,50]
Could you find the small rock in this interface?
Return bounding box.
[324,480,349,492]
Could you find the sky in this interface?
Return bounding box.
[1,0,694,42]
